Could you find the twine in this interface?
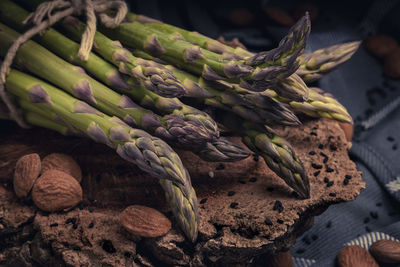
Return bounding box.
[0,0,127,128]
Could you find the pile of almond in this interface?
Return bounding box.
[13,152,83,212]
[364,34,400,79]
[337,240,400,266]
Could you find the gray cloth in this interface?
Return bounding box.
[289,1,400,265]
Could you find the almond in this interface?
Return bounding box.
[370,240,400,264]
[266,252,294,267]
[229,8,255,26]
[364,35,398,59]
[264,7,295,27]
[32,169,82,212]
[13,153,41,198]
[41,153,82,183]
[120,205,171,238]
[337,245,379,267]
[338,122,353,141]
[384,48,400,79]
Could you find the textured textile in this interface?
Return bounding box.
[288,0,400,265]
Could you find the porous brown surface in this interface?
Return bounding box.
[0,118,364,266]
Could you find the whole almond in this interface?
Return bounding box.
[41,153,82,183]
[370,240,400,263]
[13,153,41,198]
[337,245,379,267]
[32,169,82,212]
[266,252,294,267]
[338,122,354,141]
[384,48,400,79]
[364,35,398,59]
[120,205,171,238]
[264,7,295,27]
[229,8,255,26]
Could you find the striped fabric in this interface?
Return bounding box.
[344,232,400,249]
[293,257,316,267]
[387,176,400,193]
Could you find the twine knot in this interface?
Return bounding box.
[0,0,128,128]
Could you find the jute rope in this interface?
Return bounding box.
[0,0,127,128]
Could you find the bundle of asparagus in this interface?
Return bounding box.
[0,0,359,242]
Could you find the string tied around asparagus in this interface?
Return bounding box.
[0,0,128,128]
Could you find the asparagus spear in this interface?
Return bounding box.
[5,69,199,242]
[132,48,349,124]
[0,4,241,160]
[0,3,220,145]
[48,26,220,141]
[125,12,311,80]
[123,11,312,99]
[19,100,79,136]
[0,23,219,148]
[297,41,361,83]
[264,87,353,123]
[130,49,303,125]
[0,0,187,99]
[216,112,310,199]
[195,137,250,162]
[98,12,310,95]
[138,6,356,86]
[164,64,300,126]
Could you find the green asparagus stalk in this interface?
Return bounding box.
[130,49,303,125]
[123,11,312,100]
[194,137,250,162]
[297,41,361,83]
[0,1,220,147]
[216,112,310,199]
[135,8,356,85]
[20,100,79,136]
[264,87,353,123]
[0,0,187,99]
[0,97,74,134]
[0,2,241,160]
[125,12,311,80]
[132,48,349,124]
[5,69,199,242]
[98,12,310,95]
[0,23,219,148]
[19,87,248,162]
[164,65,300,126]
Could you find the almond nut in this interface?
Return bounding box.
[32,169,82,212]
[338,122,353,141]
[120,205,171,238]
[229,8,255,26]
[370,240,400,264]
[384,48,400,79]
[264,7,295,27]
[41,153,82,183]
[364,35,398,59]
[13,153,41,198]
[337,245,379,267]
[266,252,294,267]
